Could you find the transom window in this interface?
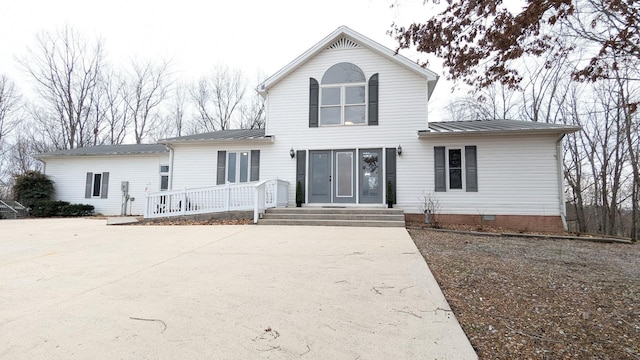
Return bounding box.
[320,62,366,126]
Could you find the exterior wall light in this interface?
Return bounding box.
[397,145,403,156]
[290,148,295,159]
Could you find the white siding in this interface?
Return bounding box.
[261,46,432,208]
[170,143,272,189]
[44,154,169,215]
[420,134,563,216]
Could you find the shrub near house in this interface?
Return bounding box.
[13,171,94,218]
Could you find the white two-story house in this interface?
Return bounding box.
[36,26,579,232]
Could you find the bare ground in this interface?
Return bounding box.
[409,228,640,359]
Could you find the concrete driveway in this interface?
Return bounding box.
[0,218,476,359]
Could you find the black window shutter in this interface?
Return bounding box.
[101,172,110,199]
[217,151,227,185]
[85,172,93,199]
[296,150,306,203]
[250,150,260,181]
[368,73,379,126]
[434,147,446,192]
[309,78,319,128]
[465,146,478,192]
[385,148,396,204]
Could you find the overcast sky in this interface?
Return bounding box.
[0,0,450,115]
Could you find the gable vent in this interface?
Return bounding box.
[327,37,360,50]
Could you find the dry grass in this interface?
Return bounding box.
[409,229,640,359]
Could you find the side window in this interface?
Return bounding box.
[448,149,463,189]
[217,150,260,184]
[160,165,169,191]
[226,151,254,184]
[85,172,109,199]
[434,146,477,192]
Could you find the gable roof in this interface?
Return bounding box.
[35,144,170,158]
[419,119,581,137]
[258,26,440,98]
[159,129,272,144]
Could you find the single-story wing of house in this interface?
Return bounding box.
[35,26,580,231]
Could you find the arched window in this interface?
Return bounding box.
[320,63,366,126]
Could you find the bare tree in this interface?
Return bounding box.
[191,64,246,131]
[123,59,171,144]
[0,75,21,143]
[18,25,104,149]
[239,89,265,129]
[444,83,520,121]
[100,68,131,145]
[520,53,571,123]
[155,82,189,140]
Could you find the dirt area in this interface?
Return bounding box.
[135,217,253,225]
[409,228,640,359]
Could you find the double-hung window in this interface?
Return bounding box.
[434,146,477,192]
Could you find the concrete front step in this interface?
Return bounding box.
[259,207,406,227]
[267,207,403,215]
[262,213,404,221]
[258,218,405,227]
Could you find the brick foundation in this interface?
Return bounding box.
[405,213,565,233]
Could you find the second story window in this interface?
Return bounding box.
[320,63,366,126]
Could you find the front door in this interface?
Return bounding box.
[333,150,356,203]
[309,150,357,203]
[309,151,331,203]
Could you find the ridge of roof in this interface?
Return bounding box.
[258,26,439,97]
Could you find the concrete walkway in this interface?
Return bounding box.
[0,218,476,359]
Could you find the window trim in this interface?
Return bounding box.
[92,173,103,197]
[447,148,464,191]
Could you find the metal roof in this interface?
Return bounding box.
[421,120,581,136]
[35,144,169,158]
[159,129,271,143]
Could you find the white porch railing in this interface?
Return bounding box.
[144,179,289,223]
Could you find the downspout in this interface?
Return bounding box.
[556,134,567,231]
[167,144,175,190]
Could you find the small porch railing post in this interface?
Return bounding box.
[181,188,187,215]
